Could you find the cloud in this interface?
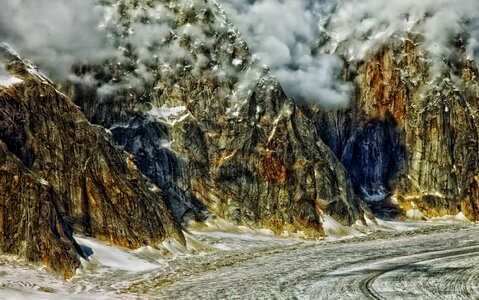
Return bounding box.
[275,54,351,108]
[0,0,119,79]
[219,0,353,108]
[2,0,478,103]
[220,0,479,106]
[0,0,195,91]
[323,0,479,72]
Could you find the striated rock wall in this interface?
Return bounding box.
[0,45,185,277]
[0,141,82,278]
[314,37,479,220]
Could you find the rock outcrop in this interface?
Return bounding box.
[312,36,479,220]
[68,0,366,237]
[0,44,184,277]
[0,140,82,278]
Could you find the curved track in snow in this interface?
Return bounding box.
[129,224,479,299]
[348,245,479,299]
[2,223,478,299]
[360,246,479,299]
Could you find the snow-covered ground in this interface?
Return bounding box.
[0,219,477,299]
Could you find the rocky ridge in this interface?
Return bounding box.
[312,35,479,220]
[0,44,184,277]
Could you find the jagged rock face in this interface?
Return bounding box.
[68,0,365,236]
[0,47,184,258]
[314,37,479,220]
[110,117,207,222]
[0,140,82,278]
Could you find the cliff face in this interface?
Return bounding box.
[313,37,479,219]
[0,45,184,277]
[68,0,366,237]
[0,141,82,278]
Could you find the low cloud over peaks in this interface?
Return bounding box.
[220,0,353,108]
[0,0,114,79]
[1,0,478,106]
[220,0,479,106]
[323,0,479,73]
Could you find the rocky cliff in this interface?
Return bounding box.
[67,0,366,237]
[0,44,184,277]
[312,35,479,220]
[0,140,82,278]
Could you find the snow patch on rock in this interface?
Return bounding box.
[406,208,427,221]
[0,74,23,87]
[322,215,361,238]
[147,104,191,126]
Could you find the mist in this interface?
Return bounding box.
[1,0,478,105]
[219,0,352,108]
[323,0,479,59]
[324,0,479,73]
[0,0,115,79]
[219,0,479,106]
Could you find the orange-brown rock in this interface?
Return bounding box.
[259,151,287,183]
[0,140,81,278]
[312,37,479,220]
[0,45,184,277]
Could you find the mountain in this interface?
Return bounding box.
[4,0,479,279]
[67,0,367,237]
[0,44,184,277]
[311,33,479,219]
[0,139,82,278]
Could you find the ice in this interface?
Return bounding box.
[152,223,479,299]
[406,208,427,221]
[232,58,243,66]
[187,217,301,250]
[0,255,118,300]
[361,187,388,202]
[160,139,172,149]
[0,63,22,87]
[38,178,49,186]
[159,239,190,256]
[0,75,23,87]
[149,105,186,117]
[0,218,477,299]
[430,212,472,224]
